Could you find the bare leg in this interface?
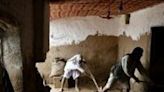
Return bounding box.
[59,77,66,92]
[122,88,130,92]
[83,68,100,91]
[122,81,130,92]
[103,73,116,92]
[75,78,80,92]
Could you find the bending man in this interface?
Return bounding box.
[59,54,100,92]
[103,47,151,92]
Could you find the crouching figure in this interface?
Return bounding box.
[59,54,101,92]
[103,47,152,92]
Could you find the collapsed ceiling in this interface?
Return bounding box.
[50,0,164,20]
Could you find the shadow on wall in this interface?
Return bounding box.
[36,35,118,87]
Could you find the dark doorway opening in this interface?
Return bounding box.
[149,26,164,92]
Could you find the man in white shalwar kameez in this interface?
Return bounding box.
[63,54,85,80]
[59,54,100,92]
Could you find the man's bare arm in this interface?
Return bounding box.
[137,61,152,82]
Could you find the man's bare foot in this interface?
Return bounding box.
[95,87,104,92]
[59,88,64,92]
[102,87,109,92]
[75,87,80,92]
[97,86,103,92]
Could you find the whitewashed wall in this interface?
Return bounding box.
[50,3,164,47]
[119,3,164,40]
[50,16,120,47]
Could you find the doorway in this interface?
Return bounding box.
[149,26,164,92]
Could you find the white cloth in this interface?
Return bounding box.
[121,55,130,77]
[63,54,85,80]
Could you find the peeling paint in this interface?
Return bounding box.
[50,16,120,47]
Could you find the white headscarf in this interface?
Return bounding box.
[67,54,82,64]
[64,54,84,71]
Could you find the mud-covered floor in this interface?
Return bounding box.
[48,81,120,92]
[50,88,120,92]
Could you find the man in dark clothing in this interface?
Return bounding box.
[103,47,151,92]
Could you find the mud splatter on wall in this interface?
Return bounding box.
[37,35,118,86]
